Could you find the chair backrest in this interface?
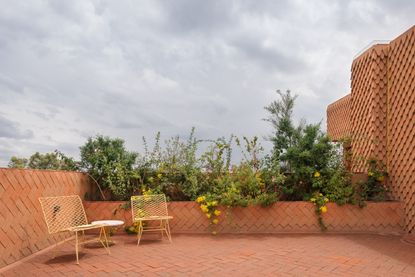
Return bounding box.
[39,195,88,234]
[131,194,169,220]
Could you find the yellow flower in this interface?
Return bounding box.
[310,198,316,202]
[319,193,323,197]
[208,201,218,207]
[314,172,321,178]
[320,206,327,213]
[212,219,219,224]
[200,204,209,213]
[206,213,211,219]
[368,171,374,176]
[324,198,329,203]
[157,173,162,179]
[377,176,385,182]
[214,210,221,216]
[196,196,206,203]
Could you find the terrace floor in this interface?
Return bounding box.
[2,233,415,276]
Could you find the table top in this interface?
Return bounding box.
[91,220,125,227]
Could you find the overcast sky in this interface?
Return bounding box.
[0,0,414,166]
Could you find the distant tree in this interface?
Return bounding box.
[8,156,28,169]
[8,150,78,171]
[79,135,137,200]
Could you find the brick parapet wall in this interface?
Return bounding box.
[84,201,403,234]
[0,168,92,268]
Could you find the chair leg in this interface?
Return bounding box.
[165,220,172,243]
[137,221,143,246]
[75,231,79,265]
[160,220,164,240]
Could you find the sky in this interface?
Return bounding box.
[0,0,414,166]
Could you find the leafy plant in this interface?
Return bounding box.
[196,195,221,235]
[355,158,388,206]
[79,135,137,200]
[254,192,278,207]
[310,191,329,230]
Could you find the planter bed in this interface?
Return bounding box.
[84,201,404,234]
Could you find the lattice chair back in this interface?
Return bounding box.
[39,195,88,234]
[131,194,169,220]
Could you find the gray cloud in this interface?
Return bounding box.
[0,74,24,94]
[161,0,235,34]
[0,0,413,165]
[0,115,34,139]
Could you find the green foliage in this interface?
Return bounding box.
[355,158,387,206]
[211,162,278,208]
[264,90,353,203]
[282,124,334,199]
[8,150,79,171]
[236,136,262,171]
[79,135,137,200]
[8,156,28,169]
[323,167,354,205]
[310,192,329,230]
[264,89,301,160]
[321,143,354,205]
[136,128,204,200]
[254,192,278,207]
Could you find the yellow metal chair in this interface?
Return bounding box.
[131,194,173,245]
[39,195,110,264]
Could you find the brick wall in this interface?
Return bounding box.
[327,94,352,141]
[350,44,389,172]
[386,27,415,233]
[0,168,92,268]
[327,25,415,233]
[84,201,403,234]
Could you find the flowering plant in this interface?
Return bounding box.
[310,190,329,231]
[196,195,221,235]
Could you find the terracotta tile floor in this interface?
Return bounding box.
[2,233,415,276]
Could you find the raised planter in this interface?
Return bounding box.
[84,201,404,234]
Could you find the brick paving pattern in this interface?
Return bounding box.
[1,234,415,276]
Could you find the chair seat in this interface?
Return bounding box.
[134,215,173,221]
[66,223,106,232]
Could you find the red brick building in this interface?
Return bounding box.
[327,26,415,233]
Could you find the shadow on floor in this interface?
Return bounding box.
[44,253,86,264]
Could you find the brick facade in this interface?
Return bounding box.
[327,94,351,142]
[326,25,415,233]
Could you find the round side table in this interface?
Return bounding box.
[91,220,125,244]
